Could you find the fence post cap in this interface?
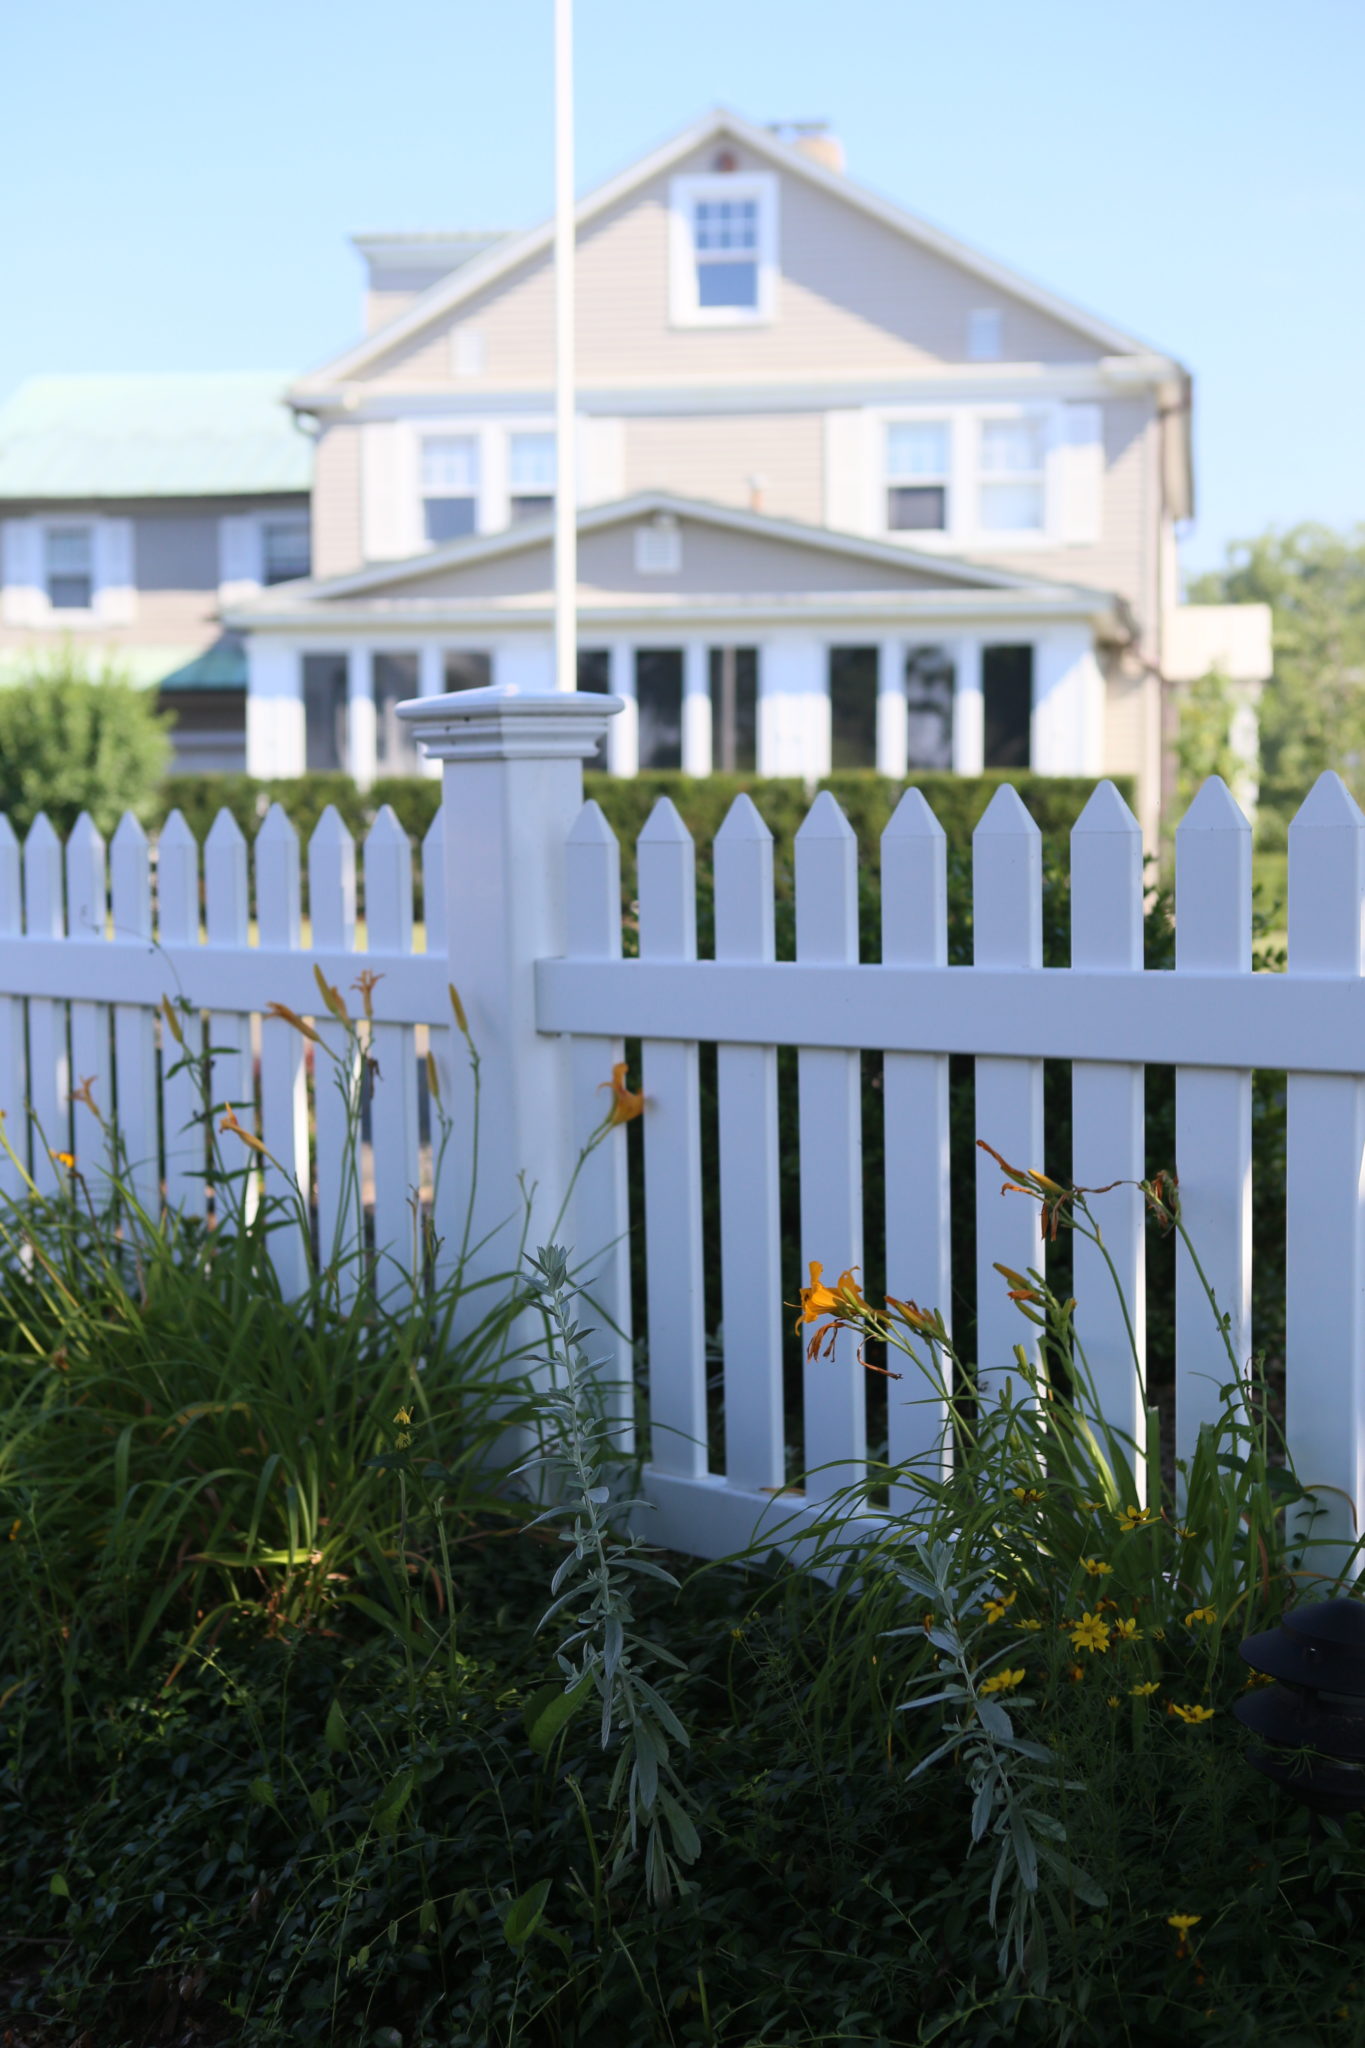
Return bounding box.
[395,684,624,763]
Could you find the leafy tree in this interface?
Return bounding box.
[0,649,171,840]
[1189,523,1365,845]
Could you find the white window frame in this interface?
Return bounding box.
[1,514,135,628]
[668,172,779,328]
[394,416,559,550]
[883,417,952,536]
[219,510,312,603]
[974,410,1050,539]
[874,404,1064,551]
[260,513,312,587]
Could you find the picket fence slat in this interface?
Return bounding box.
[1070,781,1147,1471]
[256,804,310,1297]
[422,806,464,1287]
[366,806,421,1293]
[566,800,634,1445]
[1285,773,1365,1552]
[65,813,110,1191]
[158,810,205,1215]
[638,799,707,1478]
[204,810,255,1225]
[881,787,952,1498]
[796,791,865,1499]
[714,793,783,1491]
[110,816,159,1221]
[25,816,68,1198]
[1174,778,1252,1466]
[309,805,359,1284]
[972,787,1044,1391]
[0,818,24,1199]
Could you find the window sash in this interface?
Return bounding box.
[261,521,311,586]
[421,435,480,494]
[509,431,556,490]
[886,421,950,481]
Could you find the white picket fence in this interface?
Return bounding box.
[2,683,1364,1566]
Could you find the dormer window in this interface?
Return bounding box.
[669,173,778,327]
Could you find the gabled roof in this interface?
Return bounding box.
[227,490,1124,630]
[291,108,1172,402]
[0,373,313,500]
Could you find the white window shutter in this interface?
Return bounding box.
[1,519,41,625]
[97,518,136,622]
[1060,403,1103,544]
[824,410,874,534]
[578,417,625,507]
[219,514,260,602]
[361,421,409,559]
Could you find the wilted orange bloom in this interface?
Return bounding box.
[353,969,383,1020]
[69,1076,103,1124]
[265,1001,324,1047]
[313,964,350,1024]
[598,1062,645,1128]
[218,1108,268,1156]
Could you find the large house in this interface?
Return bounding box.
[1,111,1267,829]
[0,373,312,771]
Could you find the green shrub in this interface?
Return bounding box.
[0,649,171,838]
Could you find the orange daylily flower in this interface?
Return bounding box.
[598,1062,645,1127]
[264,1001,324,1047]
[218,1108,268,1156]
[353,969,383,1020]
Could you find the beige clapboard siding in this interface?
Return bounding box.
[962,398,1155,612]
[622,413,824,524]
[355,141,1106,392]
[311,424,365,577]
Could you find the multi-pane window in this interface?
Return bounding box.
[302,654,349,772]
[262,519,311,586]
[508,431,556,523]
[373,652,422,772]
[905,645,955,770]
[886,422,950,533]
[978,417,1046,533]
[693,196,760,309]
[708,647,758,772]
[421,435,480,543]
[828,646,879,769]
[45,525,93,610]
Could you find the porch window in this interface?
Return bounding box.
[578,648,611,771]
[302,653,348,772]
[905,645,955,771]
[373,652,422,773]
[443,650,492,692]
[708,647,758,772]
[636,649,684,770]
[978,417,1046,533]
[421,435,480,543]
[509,431,555,523]
[982,645,1033,768]
[886,422,949,533]
[828,646,878,770]
[45,525,93,610]
[262,518,311,586]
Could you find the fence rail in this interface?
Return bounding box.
[2,684,1364,1572]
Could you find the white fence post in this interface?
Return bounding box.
[1174,777,1252,1468]
[395,684,622,1345]
[1285,772,1365,1558]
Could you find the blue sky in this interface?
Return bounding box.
[6,0,1361,574]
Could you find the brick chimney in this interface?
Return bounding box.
[770,120,845,174]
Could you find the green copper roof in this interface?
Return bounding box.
[0,373,313,500]
[159,639,249,691]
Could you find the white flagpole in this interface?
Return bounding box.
[553,0,576,691]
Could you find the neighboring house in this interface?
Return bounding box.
[0,374,313,771]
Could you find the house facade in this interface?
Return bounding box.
[0,374,312,771]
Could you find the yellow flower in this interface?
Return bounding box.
[1111,1617,1142,1642]
[1167,1913,1201,1934]
[983,1590,1017,1623]
[1107,1695,1121,1709]
[395,1430,413,1450]
[1130,1680,1160,1697]
[1065,1663,1085,1683]
[48,1149,75,1169]
[1015,1617,1044,1632]
[1011,1486,1044,1505]
[1169,1702,1215,1725]
[7,1520,20,1542]
[792,1261,866,1334]
[598,1061,645,1129]
[1116,1505,1153,1531]
[921,1611,936,1633]
[394,1407,412,1426]
[1080,1499,1106,1513]
[1185,1606,1217,1627]
[981,1668,1026,1696]
[1081,1557,1113,1578]
[1176,1525,1198,1540]
[1069,1612,1110,1655]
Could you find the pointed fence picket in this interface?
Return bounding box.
[66,813,110,1191]
[158,811,205,1214]
[637,799,707,1479]
[421,806,464,1288]
[25,817,68,1197]
[256,805,310,1298]
[366,806,422,1294]
[204,810,254,1225]
[0,819,23,1202]
[972,787,1044,1390]
[309,804,359,1284]
[111,816,159,1221]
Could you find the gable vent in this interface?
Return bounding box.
[635,515,682,576]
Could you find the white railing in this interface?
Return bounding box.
[2,685,1364,1568]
